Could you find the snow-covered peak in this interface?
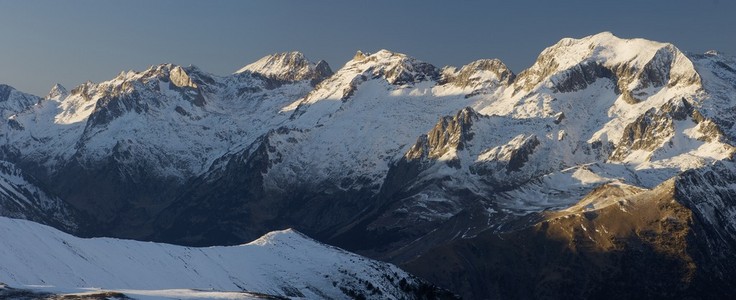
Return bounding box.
[280,49,440,115]
[514,32,701,99]
[539,32,672,69]
[45,84,68,101]
[235,51,333,83]
[550,31,664,68]
[49,63,214,126]
[343,49,439,85]
[113,63,200,85]
[441,59,515,96]
[236,51,308,74]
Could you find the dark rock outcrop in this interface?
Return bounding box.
[406,107,478,164]
[610,98,729,161]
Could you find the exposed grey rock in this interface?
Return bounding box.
[610,98,730,161]
[505,135,541,173]
[609,107,675,161]
[549,61,617,94]
[406,107,478,164]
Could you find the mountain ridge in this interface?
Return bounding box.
[1,32,736,299]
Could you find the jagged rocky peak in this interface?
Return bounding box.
[123,64,209,95]
[68,81,95,97]
[314,60,332,80]
[441,58,515,88]
[130,63,202,87]
[80,64,178,94]
[345,49,440,85]
[169,65,198,89]
[406,107,478,162]
[353,50,368,61]
[45,84,69,100]
[514,32,701,101]
[134,63,178,79]
[109,64,220,93]
[236,51,333,84]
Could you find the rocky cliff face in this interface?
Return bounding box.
[406,107,478,162]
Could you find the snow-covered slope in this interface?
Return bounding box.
[149,49,518,245]
[260,49,514,194]
[3,61,320,179]
[317,33,736,265]
[0,53,332,236]
[0,216,449,299]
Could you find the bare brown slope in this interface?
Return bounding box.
[403,179,736,299]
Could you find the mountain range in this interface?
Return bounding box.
[1,32,736,299]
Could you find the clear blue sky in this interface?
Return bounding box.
[1,0,734,96]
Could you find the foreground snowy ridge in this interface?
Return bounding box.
[0,217,447,299]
